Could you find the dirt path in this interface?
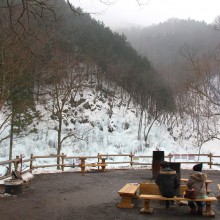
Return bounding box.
[0,169,219,220]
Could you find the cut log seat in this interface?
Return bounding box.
[118,183,140,208]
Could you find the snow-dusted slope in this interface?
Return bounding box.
[1,81,220,174]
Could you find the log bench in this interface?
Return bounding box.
[118,183,140,208]
[139,182,217,217]
[140,182,187,196]
[139,195,217,217]
[216,184,220,199]
[117,182,187,209]
[79,157,107,174]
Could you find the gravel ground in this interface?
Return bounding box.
[0,168,219,220]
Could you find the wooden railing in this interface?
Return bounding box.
[166,153,214,169]
[0,153,219,180]
[0,155,33,180]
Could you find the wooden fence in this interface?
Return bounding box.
[0,153,219,180]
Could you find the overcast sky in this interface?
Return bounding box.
[71,0,220,29]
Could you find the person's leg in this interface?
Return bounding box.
[196,202,205,214]
[188,201,196,214]
[165,200,170,209]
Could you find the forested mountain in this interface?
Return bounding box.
[120,18,220,92]
[119,18,220,151]
[0,0,174,167]
[0,0,173,114]
[1,1,220,168]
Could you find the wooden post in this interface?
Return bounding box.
[30,154,33,174]
[14,156,19,172]
[140,199,153,214]
[61,153,65,172]
[130,154,133,167]
[101,158,106,172]
[168,153,172,162]
[80,157,86,175]
[209,153,212,169]
[98,153,100,170]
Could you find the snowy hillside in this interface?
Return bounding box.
[1,80,220,175]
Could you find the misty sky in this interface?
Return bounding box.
[72,0,220,29]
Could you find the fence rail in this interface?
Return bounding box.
[0,152,219,180]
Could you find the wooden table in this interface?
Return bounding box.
[79,157,107,174]
[118,183,140,208]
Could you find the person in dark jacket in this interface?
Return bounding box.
[187,163,207,215]
[155,161,180,209]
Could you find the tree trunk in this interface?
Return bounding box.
[138,109,144,140]
[57,113,62,169]
[9,111,15,172]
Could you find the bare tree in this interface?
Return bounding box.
[174,44,220,151]
[213,15,220,31]
[45,49,86,168]
[0,0,57,168]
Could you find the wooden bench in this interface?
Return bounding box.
[118,183,140,208]
[216,184,220,199]
[139,195,217,217]
[139,182,217,217]
[118,182,187,209]
[140,182,187,196]
[79,157,107,174]
[140,182,188,207]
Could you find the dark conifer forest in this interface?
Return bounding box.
[0,0,173,117]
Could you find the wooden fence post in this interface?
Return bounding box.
[61,153,65,172]
[130,154,133,167]
[168,153,172,162]
[80,157,86,175]
[30,154,33,173]
[14,155,20,172]
[209,153,213,169]
[98,153,100,170]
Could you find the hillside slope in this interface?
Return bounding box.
[1,80,217,164]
